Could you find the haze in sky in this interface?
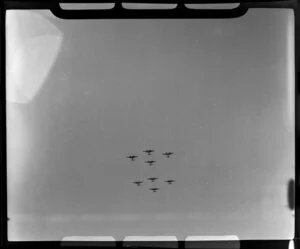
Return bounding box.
[6,8,294,241]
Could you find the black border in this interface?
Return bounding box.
[4,0,298,19]
[0,1,8,248]
[1,0,298,248]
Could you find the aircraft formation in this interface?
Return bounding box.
[127,149,175,193]
[131,178,175,192]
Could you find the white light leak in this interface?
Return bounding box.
[6,10,63,104]
[7,35,62,103]
[288,240,295,249]
[6,10,63,232]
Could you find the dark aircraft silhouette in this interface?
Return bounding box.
[165,180,175,185]
[133,181,143,186]
[163,152,174,158]
[143,150,154,155]
[145,160,156,166]
[287,179,295,210]
[147,177,158,182]
[127,155,138,161]
[150,188,159,192]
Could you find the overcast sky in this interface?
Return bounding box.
[7,8,294,241]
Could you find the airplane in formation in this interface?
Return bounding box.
[164,180,175,185]
[143,149,154,155]
[149,188,159,192]
[147,177,158,182]
[162,152,174,158]
[133,181,143,186]
[127,155,138,161]
[145,160,156,166]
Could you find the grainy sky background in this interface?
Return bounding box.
[6,7,294,241]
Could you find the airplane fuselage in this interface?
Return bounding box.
[127,155,137,161]
[163,152,174,158]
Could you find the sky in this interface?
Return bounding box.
[6,8,294,241]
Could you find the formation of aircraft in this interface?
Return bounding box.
[165,180,175,185]
[127,155,138,161]
[145,160,156,166]
[127,151,174,160]
[133,181,143,186]
[143,149,154,155]
[162,152,174,158]
[131,178,176,192]
[149,188,159,192]
[128,150,175,192]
